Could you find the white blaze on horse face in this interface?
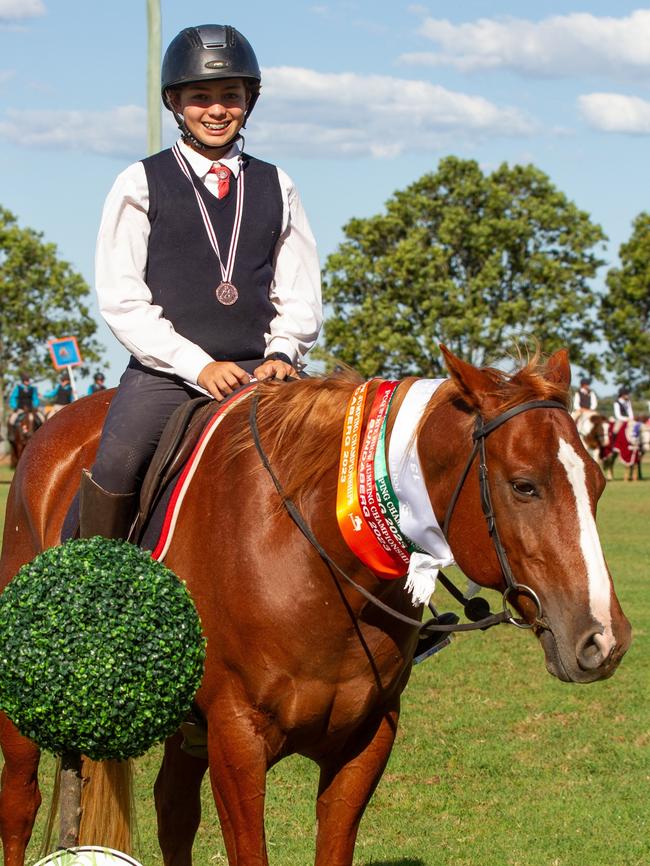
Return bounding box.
[557,438,614,651]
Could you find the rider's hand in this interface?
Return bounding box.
[253,359,298,382]
[197,361,250,401]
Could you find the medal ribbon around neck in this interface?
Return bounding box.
[336,381,411,579]
[172,143,245,305]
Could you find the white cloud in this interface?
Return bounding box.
[250,66,534,158]
[0,106,147,158]
[0,66,535,161]
[401,11,650,79]
[579,93,650,135]
[0,0,45,21]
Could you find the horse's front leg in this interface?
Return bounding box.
[0,715,42,866]
[314,705,399,866]
[204,695,271,866]
[154,731,209,866]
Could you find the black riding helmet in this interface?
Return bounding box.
[162,25,261,147]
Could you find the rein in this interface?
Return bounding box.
[249,391,568,636]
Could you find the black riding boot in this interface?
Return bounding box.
[78,469,138,540]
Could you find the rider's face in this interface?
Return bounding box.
[170,78,249,155]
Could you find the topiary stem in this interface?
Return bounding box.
[59,750,82,849]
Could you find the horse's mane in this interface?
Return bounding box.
[231,353,568,508]
[228,369,364,508]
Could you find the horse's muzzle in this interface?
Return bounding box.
[538,620,631,684]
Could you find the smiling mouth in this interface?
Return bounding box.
[203,121,230,132]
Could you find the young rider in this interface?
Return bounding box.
[78,24,322,539]
[7,373,44,439]
[44,371,75,414]
[571,378,597,420]
[87,371,107,395]
[613,388,634,424]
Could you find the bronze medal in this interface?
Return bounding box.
[216,281,239,306]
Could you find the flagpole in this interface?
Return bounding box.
[147,0,162,156]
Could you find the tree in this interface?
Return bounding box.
[602,213,650,397]
[317,157,607,378]
[0,206,104,406]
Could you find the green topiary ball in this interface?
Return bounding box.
[0,538,205,761]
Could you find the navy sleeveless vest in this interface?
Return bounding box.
[54,385,72,405]
[579,390,591,409]
[17,385,35,411]
[142,149,283,362]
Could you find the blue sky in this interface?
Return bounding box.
[2,1,650,393]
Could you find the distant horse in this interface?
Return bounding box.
[0,347,631,866]
[574,411,610,473]
[600,419,643,481]
[7,411,40,469]
[639,416,650,464]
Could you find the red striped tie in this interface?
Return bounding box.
[209,163,231,199]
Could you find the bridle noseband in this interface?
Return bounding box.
[249,393,568,637]
[442,399,569,630]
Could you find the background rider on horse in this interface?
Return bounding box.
[7,373,44,442]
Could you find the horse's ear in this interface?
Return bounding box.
[439,344,494,410]
[544,348,571,390]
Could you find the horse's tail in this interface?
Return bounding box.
[79,758,135,853]
[38,758,134,858]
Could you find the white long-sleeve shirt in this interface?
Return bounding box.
[95,139,322,384]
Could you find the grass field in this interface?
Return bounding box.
[0,463,648,866]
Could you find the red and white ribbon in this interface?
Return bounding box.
[172,143,245,286]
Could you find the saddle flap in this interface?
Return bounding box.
[133,396,216,542]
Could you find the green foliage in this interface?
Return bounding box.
[0,538,205,761]
[602,212,650,396]
[318,157,607,378]
[0,206,104,399]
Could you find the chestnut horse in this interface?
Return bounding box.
[0,348,631,866]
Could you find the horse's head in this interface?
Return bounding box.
[576,412,609,452]
[422,346,631,684]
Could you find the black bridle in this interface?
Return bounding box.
[249,393,568,637]
[442,399,569,630]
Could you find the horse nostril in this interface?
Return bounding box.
[576,630,611,671]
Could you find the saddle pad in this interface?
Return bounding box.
[133,395,213,541]
[148,386,256,561]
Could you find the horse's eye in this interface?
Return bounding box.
[511,479,538,497]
